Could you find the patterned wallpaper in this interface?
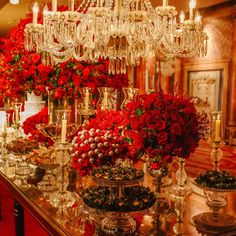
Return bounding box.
[189,16,233,62]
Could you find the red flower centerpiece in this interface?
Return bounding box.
[123,92,209,171]
[48,59,128,100]
[22,107,53,146]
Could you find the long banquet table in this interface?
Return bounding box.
[0,158,236,236]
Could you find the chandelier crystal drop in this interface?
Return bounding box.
[24,0,208,74]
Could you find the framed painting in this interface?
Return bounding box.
[188,69,222,112]
[183,60,230,130]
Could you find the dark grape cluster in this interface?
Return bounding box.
[195,170,236,189]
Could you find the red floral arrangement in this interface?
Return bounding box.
[123,92,209,169]
[22,107,53,146]
[86,109,129,133]
[71,128,130,176]
[0,17,53,98]
[48,60,128,100]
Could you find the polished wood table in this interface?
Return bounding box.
[0,157,236,236]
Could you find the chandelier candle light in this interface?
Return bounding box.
[24,0,207,74]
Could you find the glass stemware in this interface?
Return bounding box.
[204,188,227,222]
[12,102,22,127]
[78,87,95,125]
[147,161,171,196]
[12,102,23,138]
[97,87,117,110]
[120,87,139,110]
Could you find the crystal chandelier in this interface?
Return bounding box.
[24,0,207,74]
[156,0,208,58]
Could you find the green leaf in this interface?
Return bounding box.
[13,54,21,63]
[55,68,61,76]
[135,109,143,117]
[126,123,131,130]
[124,137,132,143]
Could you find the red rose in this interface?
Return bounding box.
[58,75,68,85]
[72,74,81,87]
[157,132,168,145]
[170,123,182,135]
[54,88,66,99]
[155,119,166,131]
[31,53,40,64]
[164,155,172,163]
[83,68,90,77]
[151,162,160,170]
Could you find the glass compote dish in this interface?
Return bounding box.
[12,102,23,138]
[80,164,155,235]
[4,138,38,188]
[147,159,171,196]
[193,170,236,233]
[35,123,59,196]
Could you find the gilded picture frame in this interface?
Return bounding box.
[183,60,229,131]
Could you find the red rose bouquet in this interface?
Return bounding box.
[123,92,209,169]
[48,60,128,100]
[22,107,53,146]
[0,16,53,99]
